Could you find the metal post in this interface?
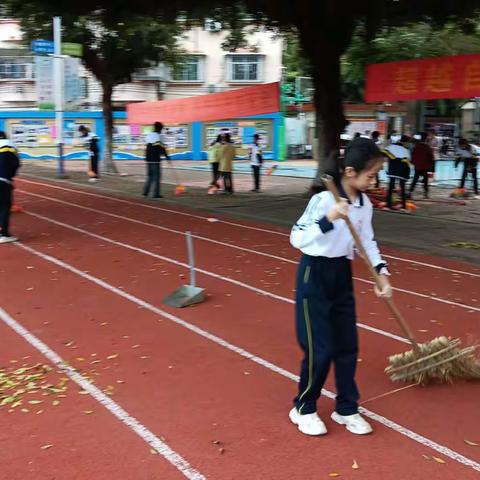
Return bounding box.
[186,231,196,288]
[53,16,65,178]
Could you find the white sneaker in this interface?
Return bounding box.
[0,236,17,244]
[289,407,327,436]
[331,412,373,435]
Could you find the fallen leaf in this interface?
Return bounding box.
[52,400,60,406]
[100,322,108,326]
[83,410,94,415]
[218,448,225,454]
[28,400,43,405]
[464,440,479,446]
[78,390,89,395]
[328,474,340,478]
[352,459,359,470]
[418,329,429,333]
[150,449,158,455]
[140,356,150,360]
[432,457,446,464]
[116,380,125,384]
[21,408,30,413]
[36,410,44,415]
[107,354,119,360]
[40,444,53,450]
[131,344,140,349]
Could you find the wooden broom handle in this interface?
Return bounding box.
[322,176,420,350]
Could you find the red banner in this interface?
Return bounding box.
[127,82,280,124]
[366,54,480,102]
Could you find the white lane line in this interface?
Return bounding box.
[13,242,480,473]
[24,209,410,345]
[19,177,480,278]
[380,254,480,279]
[18,189,480,313]
[0,306,206,480]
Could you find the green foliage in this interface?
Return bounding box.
[282,30,310,84]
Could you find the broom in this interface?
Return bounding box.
[169,162,186,196]
[323,175,480,384]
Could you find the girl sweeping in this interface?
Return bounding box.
[289,138,392,436]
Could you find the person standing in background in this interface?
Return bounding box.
[409,132,434,199]
[383,135,412,212]
[249,133,263,193]
[0,131,20,243]
[143,121,171,199]
[78,125,99,182]
[218,130,235,194]
[455,138,479,199]
[207,135,221,192]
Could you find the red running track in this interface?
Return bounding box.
[0,177,478,479]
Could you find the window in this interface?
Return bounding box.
[172,56,204,82]
[227,55,263,82]
[79,77,88,98]
[0,60,31,80]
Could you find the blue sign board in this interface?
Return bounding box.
[32,40,55,55]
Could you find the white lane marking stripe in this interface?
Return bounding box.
[381,254,480,278]
[19,177,480,278]
[18,189,480,313]
[0,306,206,480]
[13,242,480,473]
[20,177,289,236]
[24,209,410,345]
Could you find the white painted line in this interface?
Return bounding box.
[18,189,480,313]
[24,209,410,345]
[380,254,480,279]
[13,242,480,473]
[19,177,480,278]
[0,306,206,480]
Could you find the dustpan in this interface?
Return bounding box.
[163,231,205,308]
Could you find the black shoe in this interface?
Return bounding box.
[153,195,163,198]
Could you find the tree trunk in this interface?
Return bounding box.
[101,81,118,175]
[311,52,347,188]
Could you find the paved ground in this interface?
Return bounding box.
[18,159,480,264]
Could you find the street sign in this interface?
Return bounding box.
[62,42,83,57]
[64,57,81,104]
[32,40,54,55]
[35,56,81,110]
[35,56,55,110]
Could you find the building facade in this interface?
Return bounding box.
[0,19,283,110]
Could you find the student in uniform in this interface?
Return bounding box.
[0,132,21,243]
[217,130,235,194]
[249,133,263,192]
[78,125,99,182]
[409,132,434,199]
[383,135,411,211]
[455,138,479,198]
[142,121,171,198]
[289,138,392,436]
[208,135,221,190]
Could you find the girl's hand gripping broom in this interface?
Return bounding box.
[323,175,480,384]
